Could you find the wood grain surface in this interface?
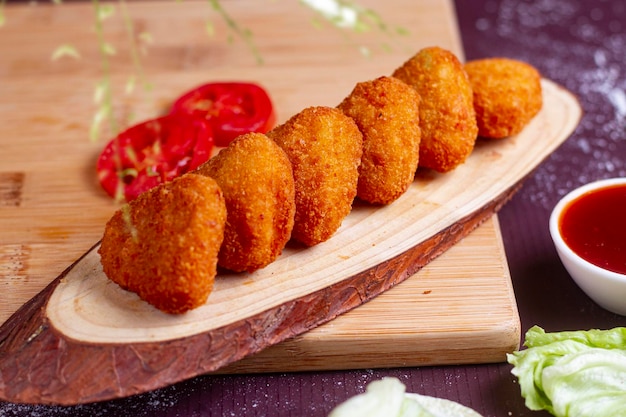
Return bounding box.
[43,78,576,345]
[0,0,581,406]
[0,0,463,327]
[219,216,519,374]
[0,78,581,405]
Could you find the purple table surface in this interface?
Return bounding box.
[3,1,626,416]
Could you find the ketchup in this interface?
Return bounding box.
[559,184,626,275]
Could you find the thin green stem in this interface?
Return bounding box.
[0,0,6,28]
[119,0,151,94]
[91,0,118,140]
[208,0,263,64]
[301,0,409,55]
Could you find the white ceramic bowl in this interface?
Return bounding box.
[549,177,626,315]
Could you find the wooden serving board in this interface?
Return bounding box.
[218,215,519,374]
[0,0,467,328]
[0,0,582,406]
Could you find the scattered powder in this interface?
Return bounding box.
[474,0,626,210]
[0,387,180,417]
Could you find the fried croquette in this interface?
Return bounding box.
[195,132,295,273]
[464,57,543,139]
[267,106,363,246]
[99,173,227,314]
[338,76,421,204]
[392,46,478,173]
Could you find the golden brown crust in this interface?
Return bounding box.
[98,173,226,314]
[267,106,363,246]
[464,57,543,138]
[195,132,295,273]
[392,46,478,173]
[338,76,421,204]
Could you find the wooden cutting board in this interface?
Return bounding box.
[0,0,581,405]
[0,0,467,326]
[219,215,519,373]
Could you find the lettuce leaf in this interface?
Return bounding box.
[328,377,406,417]
[507,325,626,417]
[327,377,483,417]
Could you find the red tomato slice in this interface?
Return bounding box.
[96,114,214,202]
[170,82,276,147]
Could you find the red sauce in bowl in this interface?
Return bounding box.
[559,184,626,275]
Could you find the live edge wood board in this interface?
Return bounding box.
[0,0,581,406]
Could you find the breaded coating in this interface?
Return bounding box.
[392,46,478,173]
[267,106,363,246]
[99,173,226,314]
[338,76,421,204]
[196,132,295,273]
[464,57,543,138]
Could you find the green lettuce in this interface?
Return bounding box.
[507,325,626,417]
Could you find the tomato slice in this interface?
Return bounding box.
[96,114,214,202]
[170,82,276,147]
